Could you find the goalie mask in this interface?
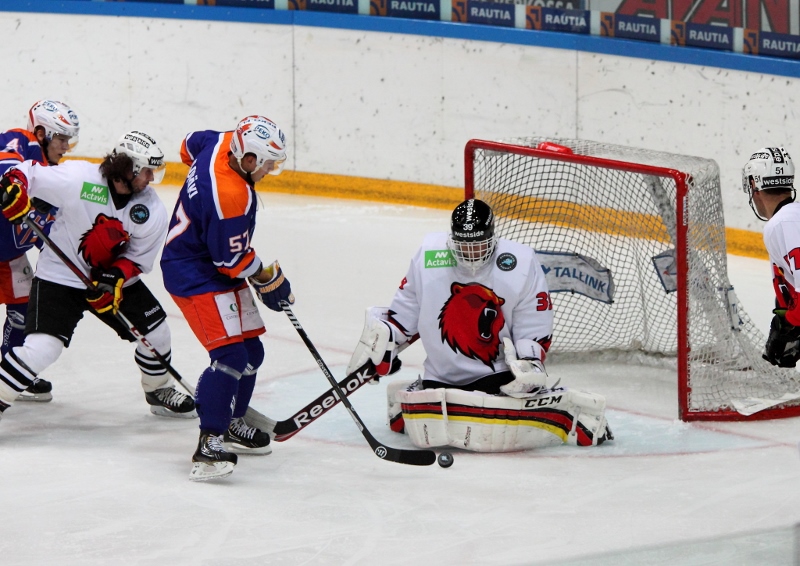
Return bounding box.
[447,199,497,274]
[27,99,80,149]
[742,147,795,221]
[230,115,287,177]
[113,131,166,184]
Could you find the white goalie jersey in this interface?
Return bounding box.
[388,232,553,386]
[12,160,167,289]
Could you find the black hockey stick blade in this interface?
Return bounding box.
[369,438,437,466]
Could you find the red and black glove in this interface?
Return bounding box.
[86,267,125,315]
[85,259,141,315]
[0,169,31,224]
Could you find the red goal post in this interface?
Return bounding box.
[464,138,800,421]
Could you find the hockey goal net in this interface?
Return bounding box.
[465,138,800,421]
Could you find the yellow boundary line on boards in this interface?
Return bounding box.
[74,157,769,261]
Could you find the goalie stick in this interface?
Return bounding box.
[22,213,275,428]
[280,301,436,466]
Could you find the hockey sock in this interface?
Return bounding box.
[0,349,36,404]
[136,323,172,391]
[1,303,26,357]
[232,338,264,419]
[136,348,172,391]
[196,343,248,434]
[232,370,256,419]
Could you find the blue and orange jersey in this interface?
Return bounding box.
[0,128,54,262]
[161,130,262,297]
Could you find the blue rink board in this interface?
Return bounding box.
[3,0,800,78]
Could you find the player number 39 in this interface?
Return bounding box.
[536,291,552,311]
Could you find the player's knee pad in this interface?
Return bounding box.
[15,333,63,375]
[243,337,264,373]
[142,322,171,354]
[209,342,249,377]
[395,386,610,452]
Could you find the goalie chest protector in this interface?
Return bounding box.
[389,232,552,386]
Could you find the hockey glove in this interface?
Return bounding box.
[86,267,126,315]
[500,337,547,398]
[0,169,31,224]
[763,309,800,368]
[250,260,294,312]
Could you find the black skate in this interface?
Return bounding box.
[190,431,237,481]
[145,386,197,419]
[16,377,53,402]
[0,398,9,421]
[223,417,272,455]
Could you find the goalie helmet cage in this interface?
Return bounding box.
[464,138,800,421]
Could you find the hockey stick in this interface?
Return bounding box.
[23,214,276,428]
[280,301,436,466]
[255,336,417,441]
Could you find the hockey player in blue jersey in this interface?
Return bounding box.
[0,100,80,402]
[161,115,291,481]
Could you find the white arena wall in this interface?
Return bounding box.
[1,7,799,234]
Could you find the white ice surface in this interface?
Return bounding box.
[3,189,800,566]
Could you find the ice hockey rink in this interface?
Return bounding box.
[4,186,800,566]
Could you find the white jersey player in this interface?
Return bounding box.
[0,131,196,422]
[742,147,800,367]
[348,199,612,452]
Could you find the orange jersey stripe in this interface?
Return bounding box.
[212,132,252,220]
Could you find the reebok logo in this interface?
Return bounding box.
[80,183,109,205]
[424,249,456,268]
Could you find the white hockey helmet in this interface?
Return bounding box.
[742,147,795,193]
[27,99,80,148]
[230,115,287,176]
[112,131,166,184]
[742,147,795,220]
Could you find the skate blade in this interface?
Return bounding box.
[149,406,198,419]
[16,391,53,402]
[224,442,272,456]
[189,461,235,481]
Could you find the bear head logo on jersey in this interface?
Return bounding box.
[438,282,506,369]
[78,213,130,270]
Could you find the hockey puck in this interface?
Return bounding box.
[437,452,454,468]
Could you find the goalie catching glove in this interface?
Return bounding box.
[764,308,800,368]
[499,337,547,398]
[0,169,31,224]
[250,260,294,312]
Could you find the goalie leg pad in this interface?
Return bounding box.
[386,378,418,433]
[396,386,611,452]
[396,386,451,448]
[564,389,610,447]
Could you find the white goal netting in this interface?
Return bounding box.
[467,137,800,420]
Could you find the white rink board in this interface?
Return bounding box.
[0,10,797,231]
